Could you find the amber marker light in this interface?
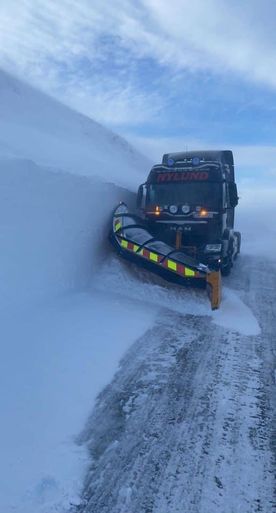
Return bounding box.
[199,208,208,217]
[155,205,161,216]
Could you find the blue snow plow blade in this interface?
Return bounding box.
[109,203,221,310]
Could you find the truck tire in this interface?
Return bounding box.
[234,231,241,255]
[221,237,234,276]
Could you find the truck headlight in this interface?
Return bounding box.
[205,244,222,253]
[182,204,190,214]
[169,205,178,214]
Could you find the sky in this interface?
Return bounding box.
[1,0,276,184]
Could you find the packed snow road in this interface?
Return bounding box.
[75,254,276,513]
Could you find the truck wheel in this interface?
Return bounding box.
[221,258,232,276]
[234,231,241,255]
[221,237,234,276]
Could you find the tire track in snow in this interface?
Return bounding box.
[75,255,276,513]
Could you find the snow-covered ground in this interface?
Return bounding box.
[78,255,276,513]
[95,257,261,336]
[0,291,156,513]
[0,69,275,513]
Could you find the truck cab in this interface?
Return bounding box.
[137,150,241,275]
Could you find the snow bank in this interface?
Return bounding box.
[0,66,152,310]
[0,157,135,310]
[0,68,155,513]
[235,183,276,259]
[0,291,156,513]
[212,287,260,335]
[0,152,158,513]
[0,69,151,188]
[95,257,260,336]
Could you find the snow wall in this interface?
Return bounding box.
[0,157,137,311]
[0,69,151,311]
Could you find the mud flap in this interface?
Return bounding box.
[206,270,222,310]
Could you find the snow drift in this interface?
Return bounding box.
[0,157,135,310]
[0,69,155,513]
[0,69,150,188]
[0,68,152,309]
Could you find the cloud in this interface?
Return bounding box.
[1,1,276,128]
[123,133,276,166]
[0,1,170,125]
[121,134,205,161]
[122,133,276,185]
[138,1,276,86]
[62,78,163,126]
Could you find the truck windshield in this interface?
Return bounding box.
[147,182,221,209]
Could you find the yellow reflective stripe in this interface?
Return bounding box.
[167,260,177,271]
[120,240,140,252]
[138,248,144,255]
[115,221,122,232]
[149,252,158,262]
[185,267,195,277]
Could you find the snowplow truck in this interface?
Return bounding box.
[137,150,241,276]
[110,150,240,310]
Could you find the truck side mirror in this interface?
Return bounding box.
[229,182,239,207]
[137,184,146,209]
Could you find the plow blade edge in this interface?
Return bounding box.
[110,203,221,310]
